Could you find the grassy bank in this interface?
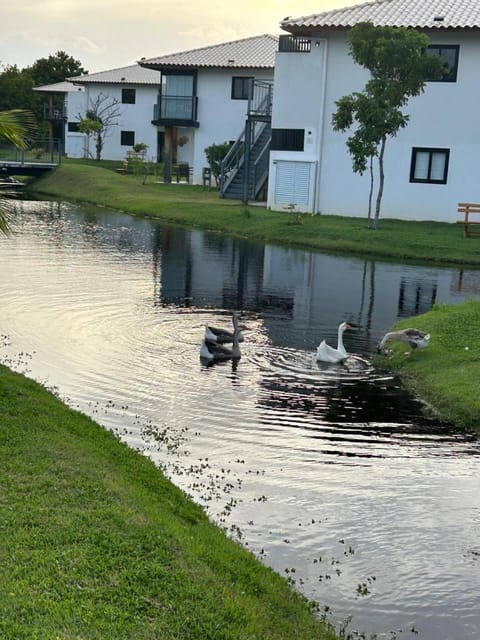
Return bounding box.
[30,162,480,267]
[0,364,336,640]
[377,300,480,429]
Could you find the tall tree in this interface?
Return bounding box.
[0,53,87,137]
[27,51,87,87]
[0,65,38,114]
[332,22,444,229]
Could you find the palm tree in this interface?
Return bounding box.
[0,109,36,235]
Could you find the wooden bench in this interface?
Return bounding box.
[125,150,146,162]
[174,163,193,183]
[457,202,480,237]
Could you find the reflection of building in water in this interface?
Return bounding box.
[397,277,437,318]
[453,270,480,295]
[157,227,267,309]
[151,223,478,350]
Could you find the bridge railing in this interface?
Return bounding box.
[0,138,62,165]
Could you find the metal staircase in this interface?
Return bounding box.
[220,80,273,202]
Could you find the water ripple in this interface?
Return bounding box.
[1,202,480,640]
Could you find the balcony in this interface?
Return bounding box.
[43,106,67,121]
[152,95,199,128]
[278,35,312,53]
[247,80,273,122]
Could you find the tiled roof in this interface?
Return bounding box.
[34,81,84,93]
[140,34,278,70]
[69,64,160,85]
[282,0,480,33]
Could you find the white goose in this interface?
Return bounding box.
[316,321,351,363]
[200,312,242,362]
[204,312,245,344]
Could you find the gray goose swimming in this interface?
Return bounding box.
[204,312,245,344]
[200,312,242,362]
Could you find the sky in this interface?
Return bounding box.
[1,0,365,74]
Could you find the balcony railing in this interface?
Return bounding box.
[153,95,199,126]
[278,35,312,53]
[247,80,273,120]
[43,106,67,121]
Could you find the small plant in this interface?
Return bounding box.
[133,142,148,155]
[204,141,232,186]
[284,203,302,225]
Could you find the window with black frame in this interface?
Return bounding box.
[121,130,135,146]
[122,88,136,104]
[270,129,305,151]
[426,45,459,82]
[409,147,450,184]
[231,76,253,100]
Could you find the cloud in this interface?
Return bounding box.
[72,37,106,56]
[1,0,364,72]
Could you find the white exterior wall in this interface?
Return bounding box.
[64,85,87,158]
[268,30,480,222]
[65,83,160,162]
[187,68,274,184]
[268,38,331,212]
[63,68,273,177]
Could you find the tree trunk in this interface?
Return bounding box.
[367,154,374,228]
[163,126,173,184]
[95,134,103,161]
[373,136,386,229]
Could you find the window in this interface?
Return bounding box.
[271,129,305,152]
[410,147,450,184]
[122,88,136,104]
[231,76,253,100]
[160,72,196,120]
[67,122,80,132]
[426,45,459,82]
[121,130,135,146]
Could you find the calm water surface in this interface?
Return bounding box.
[1,201,480,639]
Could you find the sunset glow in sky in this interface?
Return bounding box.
[1,0,365,73]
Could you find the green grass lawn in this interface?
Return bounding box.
[0,364,336,640]
[30,161,480,267]
[376,300,480,429]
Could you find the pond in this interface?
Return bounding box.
[1,200,480,640]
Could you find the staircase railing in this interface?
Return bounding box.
[247,80,273,118]
[219,129,245,196]
[252,137,271,200]
[219,120,270,197]
[220,79,273,199]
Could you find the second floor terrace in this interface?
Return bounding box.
[152,94,199,128]
[151,77,273,129]
[43,105,67,121]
